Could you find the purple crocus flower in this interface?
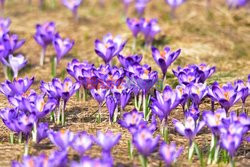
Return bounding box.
[48,150,68,167]
[165,0,185,8]
[118,108,146,133]
[226,0,247,9]
[220,133,242,157]
[61,0,83,20]
[106,95,117,122]
[112,85,132,111]
[127,64,158,94]
[94,33,127,64]
[159,142,183,166]
[185,104,200,121]
[48,129,75,150]
[189,83,208,106]
[126,18,141,38]
[12,154,49,167]
[34,21,56,66]
[209,82,242,112]
[0,77,34,97]
[2,34,25,53]
[123,0,133,14]
[118,54,142,68]
[90,88,109,105]
[71,131,93,155]
[202,108,227,135]
[152,46,181,80]
[173,67,197,85]
[132,128,160,157]
[37,122,49,143]
[94,130,121,152]
[196,64,216,83]
[7,54,27,78]
[16,112,37,135]
[0,108,20,133]
[71,156,112,167]
[0,17,11,29]
[234,79,249,111]
[135,0,149,17]
[175,84,189,110]
[151,85,180,122]
[173,116,205,144]
[53,33,74,63]
[140,18,161,45]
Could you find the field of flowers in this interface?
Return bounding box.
[0,0,250,166]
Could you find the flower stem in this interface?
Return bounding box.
[143,92,146,120]
[18,132,22,144]
[128,139,134,160]
[230,156,235,167]
[212,145,220,164]
[24,136,29,156]
[188,142,195,161]
[9,132,14,144]
[56,102,61,125]
[61,101,66,126]
[98,103,102,123]
[51,57,57,78]
[3,65,8,80]
[40,47,46,66]
[32,122,37,143]
[139,154,148,167]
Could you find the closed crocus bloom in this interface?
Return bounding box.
[94,131,121,152]
[175,84,189,109]
[185,104,200,121]
[173,116,205,144]
[189,83,208,106]
[106,95,117,122]
[135,0,149,17]
[71,131,93,155]
[211,82,242,112]
[140,18,160,45]
[0,77,34,97]
[151,85,180,121]
[202,108,227,135]
[226,0,247,8]
[0,17,11,30]
[95,33,127,64]
[132,128,160,157]
[8,54,27,78]
[53,33,74,63]
[234,79,249,107]
[62,0,83,20]
[118,54,142,68]
[118,109,146,133]
[159,142,183,166]
[37,122,49,143]
[48,129,75,150]
[152,46,181,79]
[165,0,185,7]
[126,18,141,38]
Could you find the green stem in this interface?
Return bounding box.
[9,132,14,144]
[76,90,80,101]
[40,47,46,66]
[51,57,57,77]
[207,134,216,164]
[230,156,235,167]
[128,139,134,160]
[32,122,37,143]
[61,101,66,126]
[143,92,146,120]
[18,132,22,144]
[56,101,61,125]
[98,103,102,123]
[188,142,195,161]
[212,145,220,165]
[139,154,148,167]
[134,94,138,109]
[24,136,29,156]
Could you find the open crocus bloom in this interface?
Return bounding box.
[48,129,75,150]
[173,116,205,144]
[152,46,181,79]
[151,85,180,121]
[159,141,183,166]
[140,18,161,44]
[94,131,121,152]
[71,131,93,155]
[95,33,127,64]
[8,54,27,78]
[132,128,160,157]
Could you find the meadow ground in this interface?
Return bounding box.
[0,0,250,166]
